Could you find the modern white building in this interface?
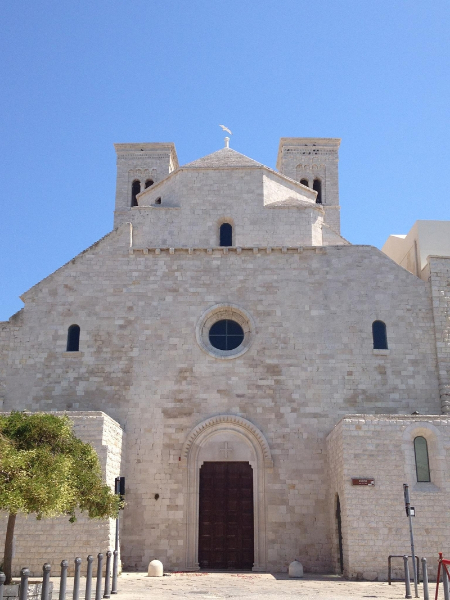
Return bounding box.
[1,138,449,580]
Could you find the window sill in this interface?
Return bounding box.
[63,352,84,357]
[413,482,440,493]
[373,349,390,356]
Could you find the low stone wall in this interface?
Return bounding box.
[327,415,450,580]
[0,411,124,577]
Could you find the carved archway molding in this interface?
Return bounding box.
[181,414,273,572]
[181,414,273,467]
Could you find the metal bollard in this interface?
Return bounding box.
[85,555,94,600]
[19,568,30,600]
[443,563,450,600]
[41,563,51,600]
[0,571,5,600]
[103,551,112,598]
[111,550,118,595]
[73,558,82,600]
[404,555,412,599]
[59,560,68,600]
[422,558,429,600]
[95,554,103,600]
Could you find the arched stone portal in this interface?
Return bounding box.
[181,415,273,571]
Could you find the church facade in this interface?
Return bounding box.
[1,138,449,580]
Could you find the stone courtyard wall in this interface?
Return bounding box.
[327,416,450,580]
[0,412,124,577]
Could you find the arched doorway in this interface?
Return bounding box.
[181,415,273,571]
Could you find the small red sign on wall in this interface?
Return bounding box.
[351,478,375,486]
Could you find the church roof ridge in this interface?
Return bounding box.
[182,147,264,169]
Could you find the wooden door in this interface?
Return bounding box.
[198,461,254,569]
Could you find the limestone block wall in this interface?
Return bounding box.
[0,310,24,412]
[276,138,341,233]
[428,257,450,413]
[0,322,10,411]
[327,416,450,580]
[0,412,124,577]
[322,224,350,246]
[0,232,442,573]
[114,143,178,228]
[132,168,326,248]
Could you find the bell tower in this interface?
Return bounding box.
[113,143,179,228]
[276,138,341,233]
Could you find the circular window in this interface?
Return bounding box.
[209,319,244,351]
[196,304,255,359]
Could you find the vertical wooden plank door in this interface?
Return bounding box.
[198,461,254,569]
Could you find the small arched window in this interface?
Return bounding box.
[220,223,233,247]
[67,325,80,352]
[414,436,431,482]
[155,197,161,205]
[145,179,154,189]
[313,178,322,204]
[131,180,141,207]
[300,178,309,186]
[372,320,388,350]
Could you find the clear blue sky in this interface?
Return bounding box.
[1,0,449,320]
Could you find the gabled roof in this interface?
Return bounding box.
[182,147,263,169]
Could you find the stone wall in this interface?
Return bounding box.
[0,412,124,577]
[327,415,450,580]
[428,257,450,413]
[0,230,441,572]
[276,138,341,234]
[131,167,326,248]
[114,143,178,228]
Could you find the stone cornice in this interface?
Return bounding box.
[129,246,328,256]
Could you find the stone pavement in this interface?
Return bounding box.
[51,571,430,599]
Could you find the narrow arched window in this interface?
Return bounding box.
[372,320,388,349]
[313,178,322,204]
[67,325,80,352]
[145,179,154,189]
[414,436,431,482]
[131,180,141,207]
[155,197,161,205]
[220,223,232,247]
[300,178,309,186]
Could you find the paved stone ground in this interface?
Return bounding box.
[47,571,433,599]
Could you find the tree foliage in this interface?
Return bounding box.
[0,411,122,521]
[0,412,122,582]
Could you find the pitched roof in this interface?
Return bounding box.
[182,147,263,169]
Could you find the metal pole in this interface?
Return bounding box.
[95,554,103,600]
[85,555,94,600]
[41,563,51,600]
[403,484,419,598]
[0,571,6,600]
[404,555,412,599]
[422,557,429,600]
[111,551,118,596]
[111,514,119,595]
[103,552,112,599]
[19,568,30,600]
[73,558,82,600]
[443,564,450,600]
[59,560,68,600]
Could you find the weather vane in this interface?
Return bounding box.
[219,124,232,148]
